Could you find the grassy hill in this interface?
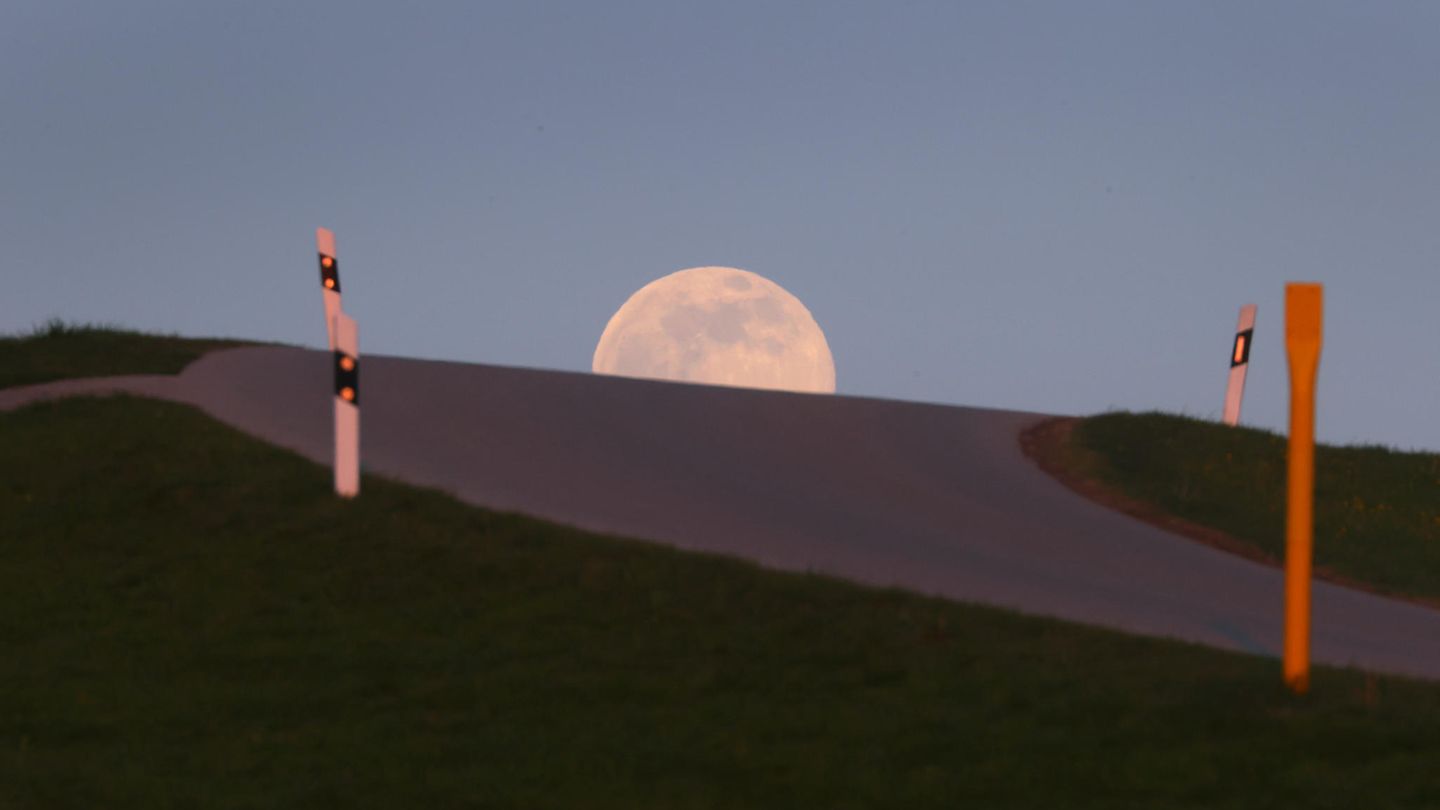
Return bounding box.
[1053,412,1440,604]
[0,319,247,390]
[3,329,1440,807]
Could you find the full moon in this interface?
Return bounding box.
[592,266,836,394]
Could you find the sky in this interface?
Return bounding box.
[4,1,1439,449]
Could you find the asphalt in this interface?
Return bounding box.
[6,345,1440,679]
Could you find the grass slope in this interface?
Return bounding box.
[1069,412,1440,603]
[4,397,1440,808]
[0,320,247,390]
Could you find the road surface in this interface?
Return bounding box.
[5,345,1439,679]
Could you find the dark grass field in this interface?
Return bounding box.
[0,320,248,390]
[1068,412,1440,603]
[5,393,1440,807]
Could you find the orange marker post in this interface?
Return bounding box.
[1283,283,1323,694]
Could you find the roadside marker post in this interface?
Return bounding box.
[1223,304,1257,426]
[316,228,343,350]
[1284,283,1322,694]
[333,312,360,499]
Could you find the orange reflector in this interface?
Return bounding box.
[322,256,334,269]
[340,356,355,372]
[341,387,355,402]
[324,278,336,289]
[1233,335,1247,365]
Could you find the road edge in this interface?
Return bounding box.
[1018,416,1440,611]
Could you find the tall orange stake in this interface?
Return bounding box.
[1284,283,1323,694]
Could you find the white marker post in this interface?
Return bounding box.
[316,228,343,350]
[1223,304,1257,426]
[333,313,360,498]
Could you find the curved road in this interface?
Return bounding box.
[5,345,1439,679]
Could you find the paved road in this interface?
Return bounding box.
[6,345,1440,679]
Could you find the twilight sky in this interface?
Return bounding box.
[4,1,1439,448]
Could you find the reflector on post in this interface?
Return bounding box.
[1222,304,1257,426]
[316,227,343,350]
[333,312,360,499]
[1284,283,1322,694]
